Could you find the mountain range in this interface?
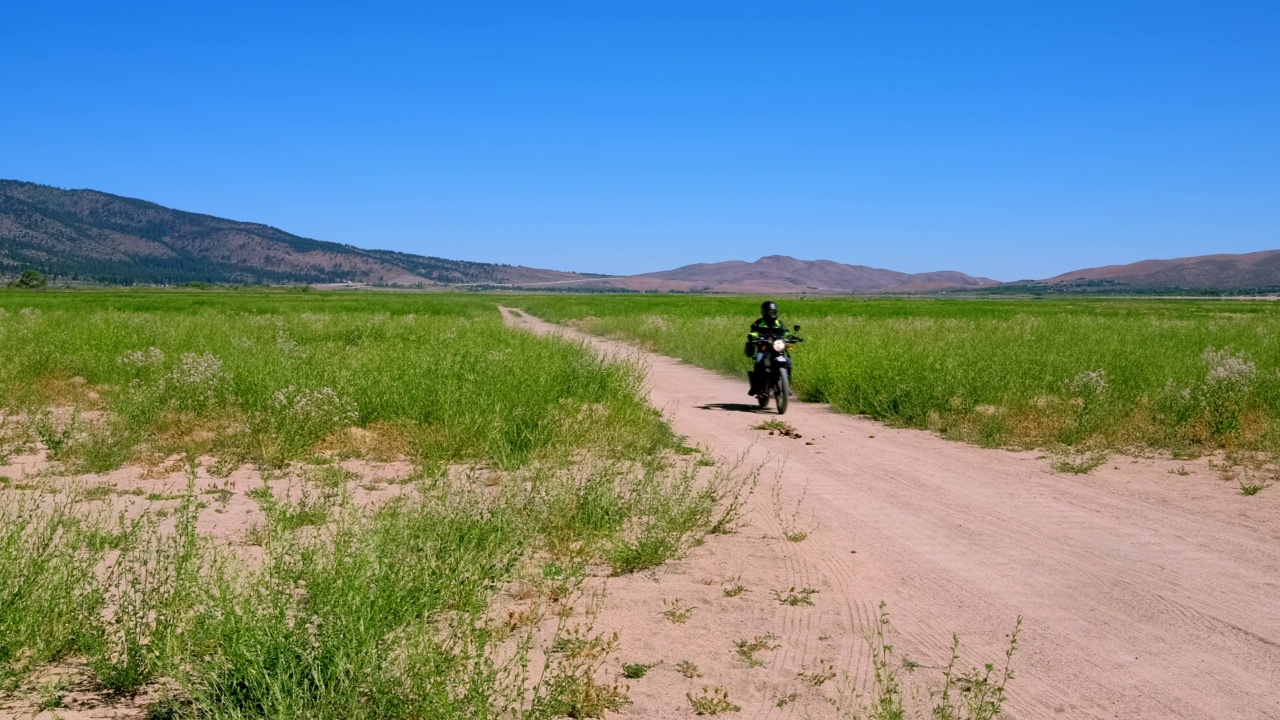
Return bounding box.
[1,180,1275,293]
[0,180,589,286]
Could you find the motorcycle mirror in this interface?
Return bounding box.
[793,324,801,331]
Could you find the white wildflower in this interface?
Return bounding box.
[276,331,302,356]
[1202,347,1256,388]
[1068,369,1109,395]
[169,352,226,407]
[272,386,357,426]
[118,347,166,367]
[19,307,37,316]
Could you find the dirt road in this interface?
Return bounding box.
[502,307,1280,720]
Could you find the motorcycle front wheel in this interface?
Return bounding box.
[774,369,790,414]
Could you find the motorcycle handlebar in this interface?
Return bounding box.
[757,336,803,344]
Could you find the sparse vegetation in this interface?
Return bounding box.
[772,477,816,542]
[622,661,657,679]
[1240,476,1271,495]
[798,659,837,686]
[677,659,701,678]
[772,586,819,607]
[734,633,780,668]
[661,598,696,624]
[835,602,1022,720]
[688,685,741,715]
[1050,450,1109,474]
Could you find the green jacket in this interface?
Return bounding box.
[746,317,790,356]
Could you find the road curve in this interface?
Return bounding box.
[502,307,1280,720]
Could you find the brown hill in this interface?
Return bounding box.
[556,255,996,294]
[1043,250,1280,290]
[0,180,590,286]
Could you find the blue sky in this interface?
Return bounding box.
[2,1,1277,280]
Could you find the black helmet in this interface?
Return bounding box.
[761,301,778,320]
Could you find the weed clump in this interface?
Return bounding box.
[734,633,780,668]
[835,602,1022,720]
[688,686,741,715]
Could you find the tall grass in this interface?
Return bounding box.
[11,457,741,718]
[0,499,103,691]
[0,290,673,470]
[515,295,1280,454]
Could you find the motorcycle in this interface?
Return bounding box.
[750,324,802,414]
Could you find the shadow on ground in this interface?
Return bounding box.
[695,403,765,413]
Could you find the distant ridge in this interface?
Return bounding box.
[0,180,590,286]
[557,255,997,294]
[1041,250,1280,291]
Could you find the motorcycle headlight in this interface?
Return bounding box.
[772,339,787,352]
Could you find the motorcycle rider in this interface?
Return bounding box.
[745,301,796,397]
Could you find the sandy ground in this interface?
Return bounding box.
[500,307,1280,720]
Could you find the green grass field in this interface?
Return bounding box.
[0,289,744,719]
[514,295,1280,456]
[0,290,674,471]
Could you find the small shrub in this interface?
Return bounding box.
[677,660,701,678]
[688,686,740,715]
[77,484,116,502]
[33,413,78,461]
[1240,477,1271,496]
[1050,451,1107,474]
[772,479,816,543]
[621,661,656,679]
[734,633,780,667]
[798,658,836,686]
[773,586,818,607]
[661,598,696,624]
